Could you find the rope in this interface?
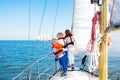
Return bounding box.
[52,0,60,38]
[38,0,48,35]
[86,11,100,53]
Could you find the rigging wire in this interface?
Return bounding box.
[35,0,48,59]
[27,0,31,80]
[38,0,48,35]
[71,0,75,33]
[52,0,60,38]
[28,0,31,40]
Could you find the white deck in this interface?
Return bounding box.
[50,68,99,80]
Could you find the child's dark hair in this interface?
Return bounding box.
[65,29,71,34]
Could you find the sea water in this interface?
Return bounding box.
[0,31,120,80]
[0,40,54,80]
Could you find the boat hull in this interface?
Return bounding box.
[49,68,99,80]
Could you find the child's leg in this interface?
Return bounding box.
[59,56,67,74]
[64,51,68,67]
[68,47,75,68]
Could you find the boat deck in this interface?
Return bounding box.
[50,68,99,80]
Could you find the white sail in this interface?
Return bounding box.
[72,0,99,54]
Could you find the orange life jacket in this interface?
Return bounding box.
[52,43,64,57]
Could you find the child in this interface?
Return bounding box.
[51,38,67,76]
[57,32,68,67]
[64,29,75,70]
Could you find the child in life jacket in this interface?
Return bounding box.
[57,32,69,68]
[64,29,75,71]
[51,38,67,76]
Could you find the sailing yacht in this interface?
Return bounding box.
[36,34,50,41]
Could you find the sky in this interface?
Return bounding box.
[0,0,74,40]
[0,0,120,57]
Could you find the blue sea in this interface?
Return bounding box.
[0,37,120,80]
[0,40,55,80]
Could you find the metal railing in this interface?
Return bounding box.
[12,54,120,80]
[12,55,59,80]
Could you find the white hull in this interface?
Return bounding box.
[49,68,98,80]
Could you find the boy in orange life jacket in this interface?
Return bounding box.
[51,38,67,76]
[57,32,68,68]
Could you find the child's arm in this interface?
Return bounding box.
[48,47,57,56]
[48,51,54,56]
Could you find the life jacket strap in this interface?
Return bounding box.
[55,49,63,55]
[64,37,74,48]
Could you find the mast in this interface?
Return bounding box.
[99,0,108,80]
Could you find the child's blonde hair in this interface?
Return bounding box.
[57,32,64,38]
[51,38,57,45]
